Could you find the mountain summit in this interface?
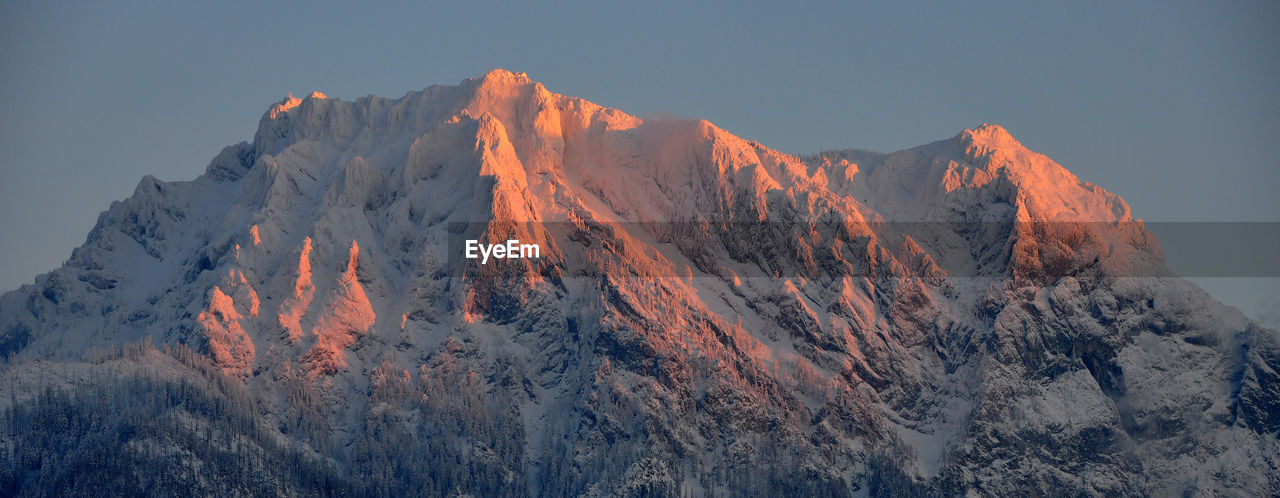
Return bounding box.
[1,71,1276,496]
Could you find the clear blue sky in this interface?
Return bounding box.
[1,1,1277,320]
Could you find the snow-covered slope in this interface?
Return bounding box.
[1,69,1276,496]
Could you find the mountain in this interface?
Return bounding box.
[1,69,1276,496]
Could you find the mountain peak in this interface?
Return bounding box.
[955,123,1021,150]
[2,72,1275,496]
[266,91,329,119]
[471,68,535,90]
[945,123,1036,172]
[461,69,549,123]
[267,94,304,119]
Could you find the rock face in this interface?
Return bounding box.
[0,70,1276,496]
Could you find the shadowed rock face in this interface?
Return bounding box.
[0,70,1276,496]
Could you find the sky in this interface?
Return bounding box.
[1,1,1277,322]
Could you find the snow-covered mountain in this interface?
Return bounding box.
[1,69,1276,496]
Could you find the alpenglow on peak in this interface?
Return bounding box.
[0,71,1274,496]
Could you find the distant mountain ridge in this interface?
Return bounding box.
[1,69,1276,496]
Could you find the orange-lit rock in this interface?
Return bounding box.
[302,241,375,375]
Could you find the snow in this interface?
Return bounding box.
[0,69,1276,495]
